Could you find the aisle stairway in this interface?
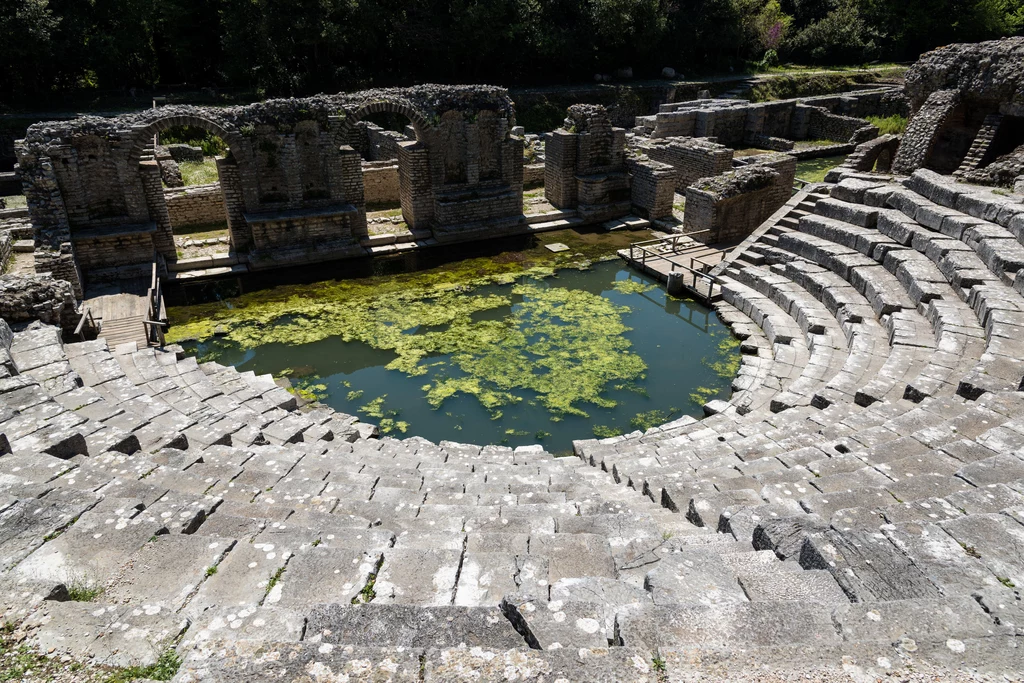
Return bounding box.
[1,166,1023,680]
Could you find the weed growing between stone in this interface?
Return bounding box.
[0,623,180,683]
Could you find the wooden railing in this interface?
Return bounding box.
[626,233,720,305]
[74,307,96,342]
[144,262,167,347]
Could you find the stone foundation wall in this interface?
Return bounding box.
[0,273,78,336]
[523,163,545,186]
[746,152,797,215]
[248,207,366,252]
[636,137,734,190]
[683,164,781,242]
[363,162,401,206]
[627,159,675,219]
[73,232,157,272]
[637,87,897,144]
[164,183,226,229]
[804,105,877,143]
[434,190,521,227]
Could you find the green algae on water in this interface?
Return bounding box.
[171,263,650,420]
[611,279,657,295]
[630,408,681,431]
[592,425,624,438]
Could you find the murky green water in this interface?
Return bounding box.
[170,243,738,451]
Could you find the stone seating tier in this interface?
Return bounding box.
[1,168,1024,680]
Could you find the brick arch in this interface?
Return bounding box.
[128,114,245,161]
[337,99,431,142]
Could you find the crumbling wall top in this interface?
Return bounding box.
[691,165,778,200]
[564,105,612,133]
[904,37,1024,112]
[19,85,517,153]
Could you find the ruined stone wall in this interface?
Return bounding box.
[683,165,782,242]
[18,85,525,271]
[828,134,900,179]
[636,87,897,144]
[636,137,734,190]
[523,163,545,186]
[895,37,1024,175]
[164,183,226,229]
[0,231,11,274]
[750,153,797,214]
[805,106,878,143]
[74,232,157,273]
[544,105,631,224]
[0,274,78,336]
[363,162,401,206]
[248,208,366,252]
[627,159,675,220]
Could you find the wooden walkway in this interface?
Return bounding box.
[620,234,740,302]
[84,278,153,348]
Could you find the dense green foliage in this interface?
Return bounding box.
[1,0,1021,103]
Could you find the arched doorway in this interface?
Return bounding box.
[128,114,248,263]
[339,100,433,232]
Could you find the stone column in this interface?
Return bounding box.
[18,152,84,298]
[398,141,433,230]
[139,160,175,259]
[338,145,367,238]
[217,155,250,252]
[544,131,577,209]
[280,135,303,208]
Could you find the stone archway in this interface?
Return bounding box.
[128,113,249,259]
[338,99,435,230]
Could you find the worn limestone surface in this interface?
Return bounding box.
[5,42,1024,683]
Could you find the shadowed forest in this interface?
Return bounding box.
[1,0,1023,103]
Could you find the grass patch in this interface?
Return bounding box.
[866,114,908,136]
[795,154,848,184]
[178,159,219,186]
[104,649,181,683]
[0,622,180,683]
[749,68,907,102]
[67,582,103,602]
[264,567,285,597]
[1,195,27,209]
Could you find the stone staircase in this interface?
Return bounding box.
[1,166,1024,679]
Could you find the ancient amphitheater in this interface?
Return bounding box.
[1,39,1023,682]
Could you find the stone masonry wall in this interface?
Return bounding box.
[73,232,156,272]
[636,137,734,190]
[804,105,878,143]
[0,231,11,274]
[683,164,781,242]
[248,207,366,252]
[363,162,401,206]
[0,273,78,336]
[627,158,675,219]
[164,183,226,229]
[17,85,523,272]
